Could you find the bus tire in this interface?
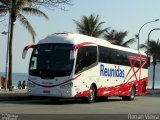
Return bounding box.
[86,85,96,103]
[122,86,136,101]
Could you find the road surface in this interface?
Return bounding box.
[0,95,160,120]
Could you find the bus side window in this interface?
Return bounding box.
[99,46,112,63]
[30,49,38,70]
[75,48,84,73]
[75,46,97,74]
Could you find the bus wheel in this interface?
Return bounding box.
[122,86,136,101]
[86,85,96,103]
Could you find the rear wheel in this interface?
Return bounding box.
[85,85,96,103]
[122,86,136,101]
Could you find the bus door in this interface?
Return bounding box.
[74,45,98,89]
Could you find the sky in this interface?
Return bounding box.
[1,0,160,73]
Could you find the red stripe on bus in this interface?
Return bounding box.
[74,77,148,97]
[24,44,35,51]
[72,42,96,51]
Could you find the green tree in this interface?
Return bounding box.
[140,40,160,90]
[73,14,109,37]
[31,0,72,10]
[104,29,135,47]
[0,0,48,91]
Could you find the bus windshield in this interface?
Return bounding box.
[29,43,74,78]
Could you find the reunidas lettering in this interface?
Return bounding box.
[100,64,125,78]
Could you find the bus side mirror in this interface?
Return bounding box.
[148,57,150,67]
[22,44,35,59]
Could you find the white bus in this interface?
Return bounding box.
[22,33,148,103]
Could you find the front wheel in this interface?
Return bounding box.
[85,85,96,103]
[122,86,136,101]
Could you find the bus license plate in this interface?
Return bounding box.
[43,90,50,94]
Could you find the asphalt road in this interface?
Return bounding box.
[0,96,160,120]
[0,95,160,114]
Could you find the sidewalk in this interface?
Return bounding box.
[146,88,160,96]
[0,89,28,100]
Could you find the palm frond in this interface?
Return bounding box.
[140,44,147,49]
[0,5,7,16]
[15,0,30,7]
[73,19,87,35]
[122,38,135,47]
[92,21,107,37]
[22,7,48,19]
[0,5,7,12]
[73,14,107,37]
[82,15,90,35]
[104,29,134,47]
[141,39,160,59]
[107,39,118,44]
[0,0,9,5]
[17,13,36,43]
[0,4,7,8]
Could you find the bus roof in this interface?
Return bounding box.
[38,32,146,56]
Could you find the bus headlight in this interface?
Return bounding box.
[27,81,35,87]
[60,82,73,89]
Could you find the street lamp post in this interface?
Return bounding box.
[137,19,159,52]
[147,28,160,90]
[147,28,160,57]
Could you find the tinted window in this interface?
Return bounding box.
[29,44,74,78]
[99,46,112,63]
[75,46,97,74]
[98,46,147,69]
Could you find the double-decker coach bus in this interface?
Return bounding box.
[22,33,148,103]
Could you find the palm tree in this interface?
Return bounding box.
[140,40,160,90]
[104,29,135,47]
[0,0,48,91]
[73,14,109,37]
